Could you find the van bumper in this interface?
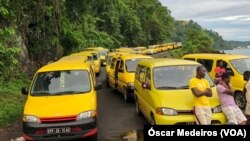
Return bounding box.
[154,113,226,125]
[23,118,97,141]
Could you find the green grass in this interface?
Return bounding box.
[0,77,30,127]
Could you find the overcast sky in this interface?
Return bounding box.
[159,0,250,41]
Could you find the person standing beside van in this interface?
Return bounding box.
[189,66,212,125]
[215,60,226,79]
[243,71,250,125]
[217,73,247,125]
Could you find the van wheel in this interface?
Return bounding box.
[150,114,156,125]
[90,133,97,141]
[135,98,142,116]
[234,92,246,110]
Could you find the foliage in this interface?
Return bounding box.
[0,28,20,87]
[170,20,227,58]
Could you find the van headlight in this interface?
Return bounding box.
[156,108,178,116]
[213,105,222,113]
[23,115,40,123]
[77,110,96,120]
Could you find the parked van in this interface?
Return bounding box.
[183,53,250,109]
[21,59,102,141]
[134,58,226,125]
[108,53,152,102]
[76,51,101,76]
[131,47,147,55]
[84,47,109,66]
[105,52,129,86]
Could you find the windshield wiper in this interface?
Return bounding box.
[157,86,189,89]
[177,85,189,89]
[52,91,85,95]
[31,92,51,95]
[157,86,178,89]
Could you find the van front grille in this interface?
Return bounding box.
[40,115,77,123]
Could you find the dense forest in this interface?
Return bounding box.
[0,0,232,82]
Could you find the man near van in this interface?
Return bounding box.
[217,73,247,125]
[243,71,250,125]
[189,66,212,125]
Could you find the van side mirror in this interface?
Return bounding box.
[142,82,150,89]
[21,87,28,95]
[95,83,102,90]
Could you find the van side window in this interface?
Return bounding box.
[184,58,195,61]
[146,68,151,81]
[197,59,213,72]
[110,58,117,69]
[135,65,141,80]
[119,60,124,71]
[222,62,234,76]
[139,66,146,82]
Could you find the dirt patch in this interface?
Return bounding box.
[0,119,22,141]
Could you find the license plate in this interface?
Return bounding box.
[47,127,71,134]
[186,122,195,125]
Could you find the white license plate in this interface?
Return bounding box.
[47,127,71,134]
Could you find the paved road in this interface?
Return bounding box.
[97,67,146,141]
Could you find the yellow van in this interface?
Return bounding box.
[147,45,158,54]
[131,47,147,55]
[144,46,156,55]
[105,52,130,87]
[115,47,133,53]
[78,51,101,76]
[70,52,97,77]
[183,53,250,109]
[108,53,152,102]
[84,47,109,66]
[134,58,226,125]
[21,60,102,141]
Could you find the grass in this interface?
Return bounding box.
[0,76,30,127]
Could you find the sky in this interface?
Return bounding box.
[159,0,250,41]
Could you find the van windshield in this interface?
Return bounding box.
[99,50,108,56]
[126,58,147,72]
[230,58,250,75]
[153,65,214,89]
[31,70,91,96]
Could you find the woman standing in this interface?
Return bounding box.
[243,71,250,125]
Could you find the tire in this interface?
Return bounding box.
[150,114,156,125]
[234,92,246,110]
[96,73,100,77]
[135,98,142,116]
[90,133,97,141]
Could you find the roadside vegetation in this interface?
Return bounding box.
[0,76,30,127]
